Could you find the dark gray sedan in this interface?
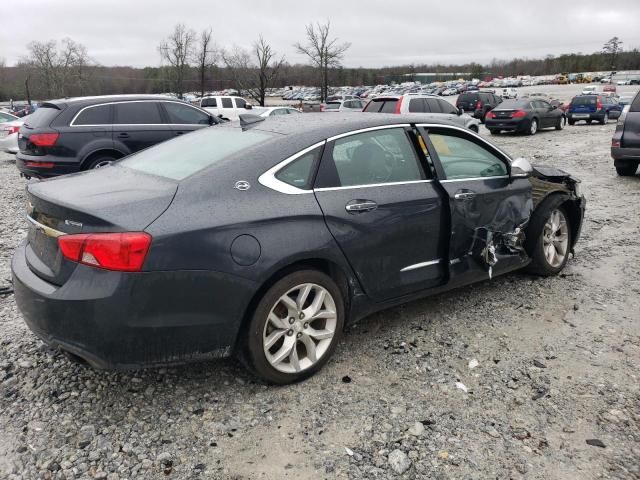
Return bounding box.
[485,98,567,135]
[12,114,585,384]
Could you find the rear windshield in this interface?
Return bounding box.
[23,106,60,128]
[119,127,273,180]
[457,93,479,102]
[363,99,398,113]
[571,96,597,106]
[325,102,341,110]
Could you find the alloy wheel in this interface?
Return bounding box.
[262,283,337,373]
[93,160,114,169]
[542,209,569,268]
[530,119,538,135]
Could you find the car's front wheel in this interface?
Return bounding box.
[244,270,344,384]
[555,116,566,130]
[525,199,572,276]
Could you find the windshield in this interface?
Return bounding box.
[119,127,273,180]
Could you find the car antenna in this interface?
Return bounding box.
[239,114,265,129]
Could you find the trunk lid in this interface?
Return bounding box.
[25,166,177,285]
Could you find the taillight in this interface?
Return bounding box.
[320,104,325,112]
[596,98,603,110]
[486,111,496,119]
[395,97,403,114]
[58,232,152,272]
[511,110,527,118]
[29,133,59,147]
[612,138,621,148]
[475,101,482,110]
[3,125,21,135]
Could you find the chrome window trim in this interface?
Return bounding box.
[315,179,434,192]
[400,259,442,272]
[69,100,209,127]
[440,175,509,183]
[258,141,326,195]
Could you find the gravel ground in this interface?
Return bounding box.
[1,116,639,480]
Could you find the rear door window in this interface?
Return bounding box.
[73,104,112,125]
[114,102,163,124]
[426,99,443,113]
[438,100,458,114]
[235,98,246,109]
[221,98,234,108]
[363,99,398,113]
[408,98,426,113]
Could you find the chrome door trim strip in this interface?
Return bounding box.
[257,141,326,195]
[26,216,66,238]
[400,259,442,272]
[315,179,434,192]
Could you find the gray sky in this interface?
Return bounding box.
[1,0,639,68]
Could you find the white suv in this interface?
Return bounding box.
[363,94,481,132]
[199,96,251,121]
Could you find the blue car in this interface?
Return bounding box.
[567,94,623,125]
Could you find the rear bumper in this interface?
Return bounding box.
[15,153,82,178]
[12,242,258,369]
[567,111,605,121]
[611,146,640,163]
[485,118,527,132]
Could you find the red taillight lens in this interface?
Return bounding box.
[25,161,55,168]
[612,138,621,148]
[395,96,403,114]
[596,99,603,110]
[486,111,496,119]
[58,232,152,272]
[29,133,59,147]
[320,104,325,112]
[475,101,482,109]
[511,110,527,118]
[4,125,21,135]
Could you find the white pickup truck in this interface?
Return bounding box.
[199,96,251,121]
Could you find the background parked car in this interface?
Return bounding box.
[249,106,301,117]
[363,94,481,132]
[16,95,220,178]
[455,91,503,123]
[0,112,23,154]
[320,99,366,112]
[501,88,519,99]
[611,90,640,176]
[485,98,567,135]
[567,94,623,125]
[198,95,251,121]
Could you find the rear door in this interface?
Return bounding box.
[112,101,172,154]
[418,125,532,282]
[622,93,640,148]
[314,125,447,301]
[161,101,211,137]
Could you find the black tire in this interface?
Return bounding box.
[489,129,499,135]
[615,163,638,176]
[568,119,575,126]
[85,155,117,170]
[528,118,538,135]
[525,196,572,276]
[243,270,345,384]
[586,119,592,124]
[600,112,609,125]
[555,116,565,130]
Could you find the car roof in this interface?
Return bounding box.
[43,95,186,109]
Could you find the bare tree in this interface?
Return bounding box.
[192,27,217,98]
[294,21,350,102]
[158,24,195,98]
[222,36,285,106]
[602,37,623,70]
[26,38,91,98]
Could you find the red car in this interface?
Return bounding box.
[603,84,617,93]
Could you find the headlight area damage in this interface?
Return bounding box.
[470,164,585,278]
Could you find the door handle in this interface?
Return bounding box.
[454,192,476,201]
[116,132,130,138]
[345,199,377,213]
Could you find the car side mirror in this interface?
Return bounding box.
[511,157,533,178]
[208,115,216,125]
[457,108,463,116]
[244,104,253,110]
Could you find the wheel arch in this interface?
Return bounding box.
[81,148,126,170]
[529,191,582,251]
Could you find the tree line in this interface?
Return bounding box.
[1,31,639,103]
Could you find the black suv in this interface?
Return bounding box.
[611,91,640,176]
[16,95,220,178]
[456,91,502,122]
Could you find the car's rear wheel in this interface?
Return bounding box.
[489,129,499,135]
[244,270,344,384]
[528,118,538,135]
[525,199,572,276]
[555,116,566,130]
[85,155,116,170]
[568,119,575,126]
[600,112,609,125]
[615,163,638,176]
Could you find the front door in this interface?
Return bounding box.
[418,125,532,283]
[314,126,447,301]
